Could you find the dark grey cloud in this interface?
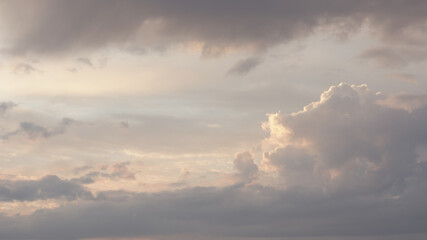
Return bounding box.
[2,0,427,56]
[0,175,93,202]
[2,118,75,140]
[0,182,427,240]
[228,57,263,75]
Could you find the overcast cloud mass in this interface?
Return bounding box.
[1,1,427,240]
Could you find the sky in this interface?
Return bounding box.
[1,1,427,239]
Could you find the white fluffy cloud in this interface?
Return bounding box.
[263,83,427,196]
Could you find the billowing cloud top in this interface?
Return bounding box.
[263,83,427,195]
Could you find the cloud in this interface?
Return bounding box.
[2,1,427,56]
[358,47,427,67]
[0,175,93,202]
[0,101,16,115]
[168,168,191,188]
[377,93,427,112]
[110,162,136,180]
[11,62,38,74]
[262,83,427,195]
[0,83,427,240]
[72,162,137,184]
[120,121,129,128]
[0,181,427,240]
[228,57,263,75]
[358,47,405,67]
[389,73,421,83]
[2,118,75,140]
[76,57,93,67]
[122,45,148,55]
[233,151,259,182]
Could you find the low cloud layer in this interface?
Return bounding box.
[0,175,93,202]
[0,181,427,240]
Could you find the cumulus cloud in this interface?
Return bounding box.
[0,175,93,202]
[233,151,259,182]
[2,0,427,56]
[262,83,427,196]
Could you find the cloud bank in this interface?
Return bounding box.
[2,0,427,56]
[0,83,426,240]
[0,175,93,202]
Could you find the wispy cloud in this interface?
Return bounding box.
[0,175,93,202]
[0,101,16,115]
[76,57,93,67]
[2,118,75,140]
[228,57,263,75]
[12,62,38,74]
